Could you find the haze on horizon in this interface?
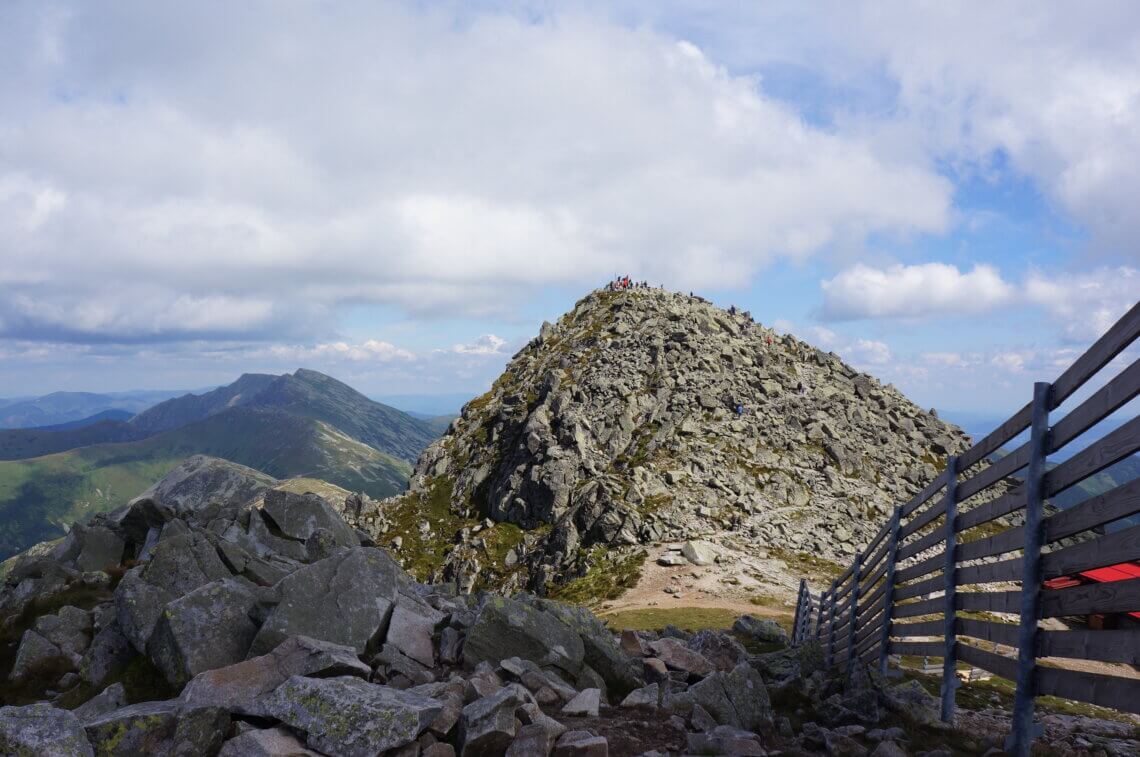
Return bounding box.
[1,1,1137,420]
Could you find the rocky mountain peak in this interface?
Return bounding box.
[350,287,972,595]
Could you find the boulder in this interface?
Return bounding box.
[262,489,358,548]
[73,683,127,721]
[619,683,659,709]
[79,623,135,688]
[459,683,529,756]
[386,602,437,668]
[732,615,789,646]
[181,635,371,715]
[147,578,259,687]
[525,598,643,696]
[561,688,601,717]
[553,729,608,756]
[218,726,322,756]
[262,675,441,756]
[250,547,403,656]
[133,455,273,516]
[507,722,557,757]
[83,701,229,757]
[646,638,714,677]
[463,596,584,676]
[8,630,71,685]
[73,526,125,573]
[687,725,763,756]
[0,703,93,757]
[681,540,717,566]
[686,629,747,671]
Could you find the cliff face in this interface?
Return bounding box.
[352,287,971,594]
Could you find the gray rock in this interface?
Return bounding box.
[561,687,601,717]
[687,629,747,671]
[525,598,643,697]
[73,683,127,721]
[386,602,437,668]
[722,662,772,732]
[463,596,584,676]
[687,725,763,756]
[79,623,135,688]
[73,526,126,573]
[732,615,789,646]
[134,455,274,515]
[8,630,70,685]
[553,729,608,756]
[262,675,442,756]
[83,701,229,757]
[460,683,529,755]
[250,547,403,656]
[262,489,358,548]
[507,722,556,757]
[0,703,93,757]
[147,578,259,687]
[181,635,371,715]
[219,726,322,756]
[619,683,659,709]
[681,540,717,566]
[647,638,714,677]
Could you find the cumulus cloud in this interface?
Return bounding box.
[451,335,508,356]
[0,2,951,345]
[1025,266,1138,342]
[819,263,1014,320]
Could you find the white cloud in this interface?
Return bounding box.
[849,338,892,365]
[1025,266,1138,342]
[452,334,507,356]
[991,352,1029,374]
[0,2,951,343]
[923,352,964,367]
[819,263,1014,320]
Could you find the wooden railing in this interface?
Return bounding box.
[790,301,1140,757]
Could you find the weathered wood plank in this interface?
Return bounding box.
[1036,665,1140,715]
[957,441,1030,502]
[1050,357,1140,453]
[1044,415,1140,498]
[897,528,944,563]
[895,551,944,584]
[860,560,888,595]
[863,539,892,581]
[893,597,942,619]
[901,469,951,518]
[955,557,1022,587]
[955,487,1026,533]
[1039,629,1140,664]
[958,643,1018,681]
[900,496,947,540]
[956,590,1021,614]
[1043,476,1140,544]
[1041,577,1140,617]
[856,631,881,657]
[862,518,893,563]
[1041,524,1140,579]
[1050,300,1140,408]
[894,574,942,602]
[956,617,1019,647]
[890,618,943,637]
[958,403,1032,471]
[957,525,1023,563]
[862,579,888,612]
[890,640,945,657]
[856,617,885,646]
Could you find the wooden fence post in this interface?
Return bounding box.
[939,455,960,723]
[815,589,828,641]
[826,579,839,667]
[792,579,806,645]
[1007,382,1052,757]
[877,504,903,675]
[845,551,863,676]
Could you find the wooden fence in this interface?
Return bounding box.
[790,300,1140,756]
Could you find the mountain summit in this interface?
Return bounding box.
[351,287,972,594]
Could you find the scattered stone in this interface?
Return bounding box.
[219,726,322,756]
[681,540,717,566]
[553,729,609,757]
[647,638,714,677]
[619,683,659,709]
[0,703,93,757]
[459,683,528,756]
[561,688,601,717]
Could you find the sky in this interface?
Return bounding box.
[0,1,1137,422]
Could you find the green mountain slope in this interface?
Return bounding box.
[0,420,144,461]
[0,406,413,560]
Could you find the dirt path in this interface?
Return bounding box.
[598,541,801,624]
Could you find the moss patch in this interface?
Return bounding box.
[602,607,741,632]
[548,547,647,606]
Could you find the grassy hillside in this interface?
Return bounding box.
[0,420,144,461]
[0,406,413,560]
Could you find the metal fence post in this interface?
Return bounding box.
[845,551,863,675]
[826,579,839,667]
[939,455,960,723]
[877,504,903,675]
[1007,382,1051,757]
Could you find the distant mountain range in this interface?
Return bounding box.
[0,369,448,560]
[0,389,193,429]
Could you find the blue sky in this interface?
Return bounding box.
[0,2,1136,423]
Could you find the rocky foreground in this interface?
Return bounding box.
[3,460,1135,756]
[353,286,975,596]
